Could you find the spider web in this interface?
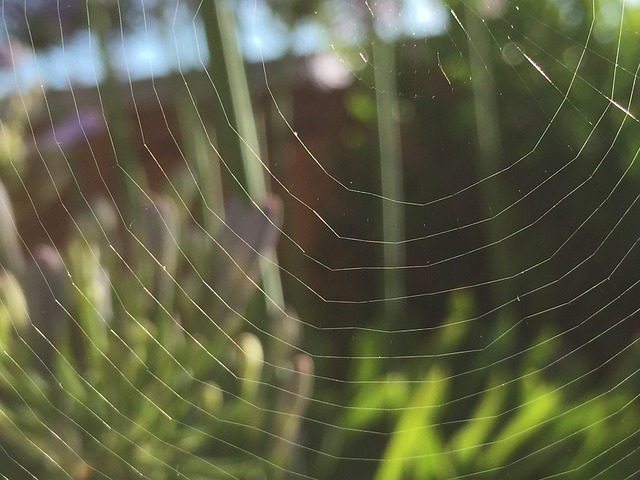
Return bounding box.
[0,0,639,478]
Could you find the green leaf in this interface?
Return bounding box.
[375,365,454,480]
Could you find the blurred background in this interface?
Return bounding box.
[1,0,640,478]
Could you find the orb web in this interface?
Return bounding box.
[0,0,639,478]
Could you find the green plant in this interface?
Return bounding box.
[311,291,640,479]
[0,179,314,478]
[0,1,308,477]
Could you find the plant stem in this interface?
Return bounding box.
[200,0,284,311]
[465,3,513,307]
[373,37,406,320]
[88,1,145,221]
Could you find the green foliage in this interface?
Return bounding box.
[0,175,314,478]
[0,2,308,474]
[313,291,640,479]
